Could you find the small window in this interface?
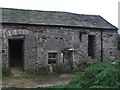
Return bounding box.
[48,53,57,64]
[79,33,82,42]
[2,49,6,55]
[2,50,5,53]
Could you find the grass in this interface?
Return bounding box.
[2,59,120,89]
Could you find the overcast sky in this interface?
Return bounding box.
[0,0,119,32]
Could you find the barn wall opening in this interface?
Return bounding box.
[9,39,24,68]
[63,51,73,70]
[88,35,95,58]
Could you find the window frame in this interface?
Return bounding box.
[48,52,57,64]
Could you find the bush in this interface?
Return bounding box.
[93,66,120,87]
[65,60,120,88]
[114,60,120,70]
[2,68,11,77]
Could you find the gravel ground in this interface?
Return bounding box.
[2,68,74,88]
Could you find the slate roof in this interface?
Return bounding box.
[0,8,117,30]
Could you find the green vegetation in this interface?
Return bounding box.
[3,60,120,89]
[3,59,120,89]
[65,60,120,88]
[44,60,120,89]
[2,68,11,77]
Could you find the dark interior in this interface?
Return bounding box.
[9,39,24,68]
[88,35,95,58]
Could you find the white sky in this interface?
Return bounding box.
[0,0,119,32]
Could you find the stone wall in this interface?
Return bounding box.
[102,30,118,62]
[0,30,2,69]
[1,24,118,70]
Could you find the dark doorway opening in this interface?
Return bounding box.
[63,51,73,70]
[9,39,24,68]
[88,35,95,58]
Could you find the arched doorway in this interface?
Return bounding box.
[3,29,37,70]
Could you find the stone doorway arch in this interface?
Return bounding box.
[2,29,37,70]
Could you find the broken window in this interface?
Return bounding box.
[88,35,95,58]
[48,53,57,64]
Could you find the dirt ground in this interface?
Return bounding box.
[2,68,74,88]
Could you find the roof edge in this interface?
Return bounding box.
[0,7,99,16]
[98,15,118,30]
[1,22,118,30]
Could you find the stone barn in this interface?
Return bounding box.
[0,8,118,70]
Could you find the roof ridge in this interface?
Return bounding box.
[0,7,99,16]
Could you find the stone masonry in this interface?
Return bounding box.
[0,8,118,70]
